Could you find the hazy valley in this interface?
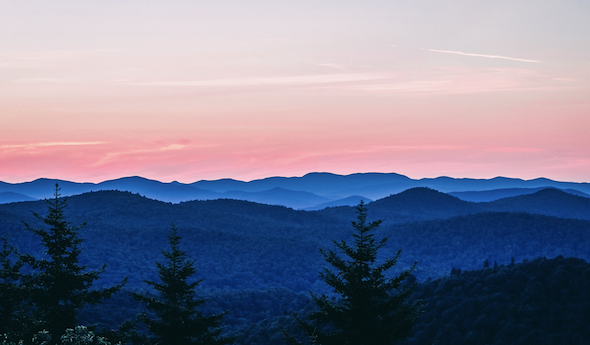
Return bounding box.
[1,174,589,344]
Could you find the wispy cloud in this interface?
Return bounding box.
[344,67,559,95]
[93,144,188,166]
[552,77,576,83]
[318,63,371,70]
[159,144,186,151]
[0,142,106,150]
[270,144,474,165]
[0,49,114,61]
[319,63,348,70]
[349,80,452,93]
[485,147,543,153]
[379,144,473,151]
[124,73,388,87]
[0,50,113,69]
[14,78,82,84]
[426,49,540,63]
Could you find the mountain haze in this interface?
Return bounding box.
[450,187,590,202]
[1,173,589,210]
[315,188,590,225]
[1,187,590,344]
[303,195,372,211]
[1,188,589,290]
[0,191,37,204]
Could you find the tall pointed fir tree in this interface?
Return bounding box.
[132,225,233,345]
[23,184,126,341]
[286,201,422,345]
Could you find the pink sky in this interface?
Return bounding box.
[1,1,589,183]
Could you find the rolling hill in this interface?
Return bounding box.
[2,187,590,344]
[450,186,590,202]
[2,187,589,290]
[0,191,37,204]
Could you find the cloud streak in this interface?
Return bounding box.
[93,144,189,166]
[485,147,543,153]
[427,49,540,63]
[0,142,106,150]
[14,78,83,84]
[124,73,388,87]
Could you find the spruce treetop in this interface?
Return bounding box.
[23,184,125,341]
[288,201,422,345]
[133,225,233,345]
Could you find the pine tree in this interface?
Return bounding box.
[23,184,125,341]
[287,201,422,345]
[0,236,34,342]
[132,225,233,345]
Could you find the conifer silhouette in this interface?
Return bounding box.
[24,184,125,341]
[133,225,233,345]
[286,201,422,345]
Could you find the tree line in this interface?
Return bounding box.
[3,189,589,293]
[1,185,418,345]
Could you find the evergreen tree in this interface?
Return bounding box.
[286,201,422,345]
[23,184,125,341]
[132,225,233,345]
[0,236,34,342]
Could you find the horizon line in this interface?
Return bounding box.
[1,172,585,185]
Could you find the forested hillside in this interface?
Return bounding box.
[406,256,590,344]
[2,189,589,290]
[238,256,590,345]
[316,187,590,224]
[1,189,589,344]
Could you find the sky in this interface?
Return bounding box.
[1,0,589,183]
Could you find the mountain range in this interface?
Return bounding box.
[1,186,590,343]
[2,186,589,291]
[1,172,589,209]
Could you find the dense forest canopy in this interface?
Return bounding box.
[1,188,589,344]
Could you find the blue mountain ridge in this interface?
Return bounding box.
[1,173,589,208]
[2,188,588,344]
[194,172,590,199]
[450,187,590,202]
[0,191,37,204]
[303,195,373,211]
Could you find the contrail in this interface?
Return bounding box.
[427,49,540,63]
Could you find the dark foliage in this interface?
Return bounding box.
[132,225,233,345]
[0,236,34,342]
[405,256,590,345]
[384,212,590,278]
[22,185,125,341]
[288,201,422,345]
[1,189,589,344]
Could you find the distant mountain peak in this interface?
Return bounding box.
[526,187,584,199]
[372,187,470,211]
[302,172,339,177]
[396,187,458,199]
[102,176,155,183]
[400,186,442,193]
